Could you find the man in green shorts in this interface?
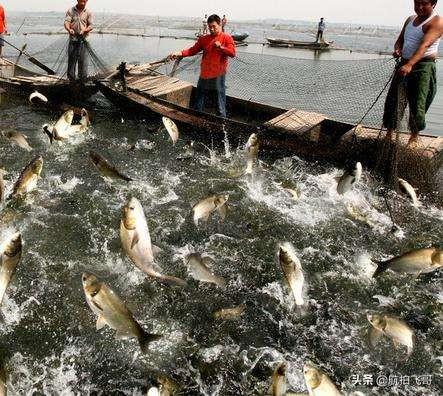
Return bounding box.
[383,0,442,146]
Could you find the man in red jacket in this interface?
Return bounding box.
[0,3,7,58]
[169,14,236,118]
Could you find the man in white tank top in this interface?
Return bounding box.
[383,0,443,146]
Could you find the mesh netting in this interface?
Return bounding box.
[166,53,397,128]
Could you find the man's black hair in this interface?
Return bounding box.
[207,14,221,24]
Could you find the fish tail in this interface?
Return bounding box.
[371,259,389,278]
[139,331,162,353]
[120,173,133,182]
[43,127,54,145]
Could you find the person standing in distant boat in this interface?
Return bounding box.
[316,17,325,42]
[202,14,208,35]
[0,3,7,58]
[64,0,93,82]
[169,14,236,118]
[222,15,228,32]
[382,0,442,146]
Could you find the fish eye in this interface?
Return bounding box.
[129,206,134,210]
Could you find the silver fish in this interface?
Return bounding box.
[10,155,43,199]
[42,110,75,143]
[120,197,186,286]
[82,273,161,352]
[372,248,442,277]
[367,313,414,357]
[162,117,179,145]
[346,203,374,228]
[192,194,229,226]
[29,90,48,104]
[398,178,419,207]
[0,232,22,306]
[336,162,362,195]
[185,253,226,287]
[278,242,305,306]
[271,363,287,396]
[2,131,32,152]
[245,133,259,175]
[303,363,341,396]
[89,151,132,182]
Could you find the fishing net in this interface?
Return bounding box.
[166,53,397,128]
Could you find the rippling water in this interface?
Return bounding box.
[0,15,443,395]
[0,91,442,395]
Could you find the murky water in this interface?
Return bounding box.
[0,14,442,396]
[0,91,442,395]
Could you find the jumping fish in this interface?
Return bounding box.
[367,313,414,357]
[398,178,419,207]
[120,197,186,286]
[2,131,33,152]
[82,273,161,352]
[29,90,48,104]
[192,194,229,226]
[42,110,75,143]
[0,232,22,306]
[244,133,259,175]
[271,363,287,396]
[185,253,226,287]
[346,203,374,227]
[0,169,5,203]
[156,375,179,396]
[303,363,341,396]
[89,151,132,182]
[336,162,362,195]
[162,117,179,145]
[372,248,442,278]
[213,304,246,320]
[278,242,305,306]
[10,155,43,199]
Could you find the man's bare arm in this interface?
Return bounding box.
[64,21,74,35]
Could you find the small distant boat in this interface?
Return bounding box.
[231,32,249,42]
[266,37,332,50]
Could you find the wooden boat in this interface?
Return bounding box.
[96,62,442,196]
[266,37,331,50]
[0,58,98,102]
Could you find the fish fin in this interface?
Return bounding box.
[371,259,389,278]
[115,330,132,340]
[139,331,162,353]
[217,204,228,222]
[157,274,187,287]
[130,232,139,249]
[152,245,163,257]
[96,314,107,330]
[91,300,103,312]
[334,176,341,182]
[368,327,383,347]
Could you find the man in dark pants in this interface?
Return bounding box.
[64,0,93,82]
[316,18,325,43]
[169,14,236,118]
[383,0,442,146]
